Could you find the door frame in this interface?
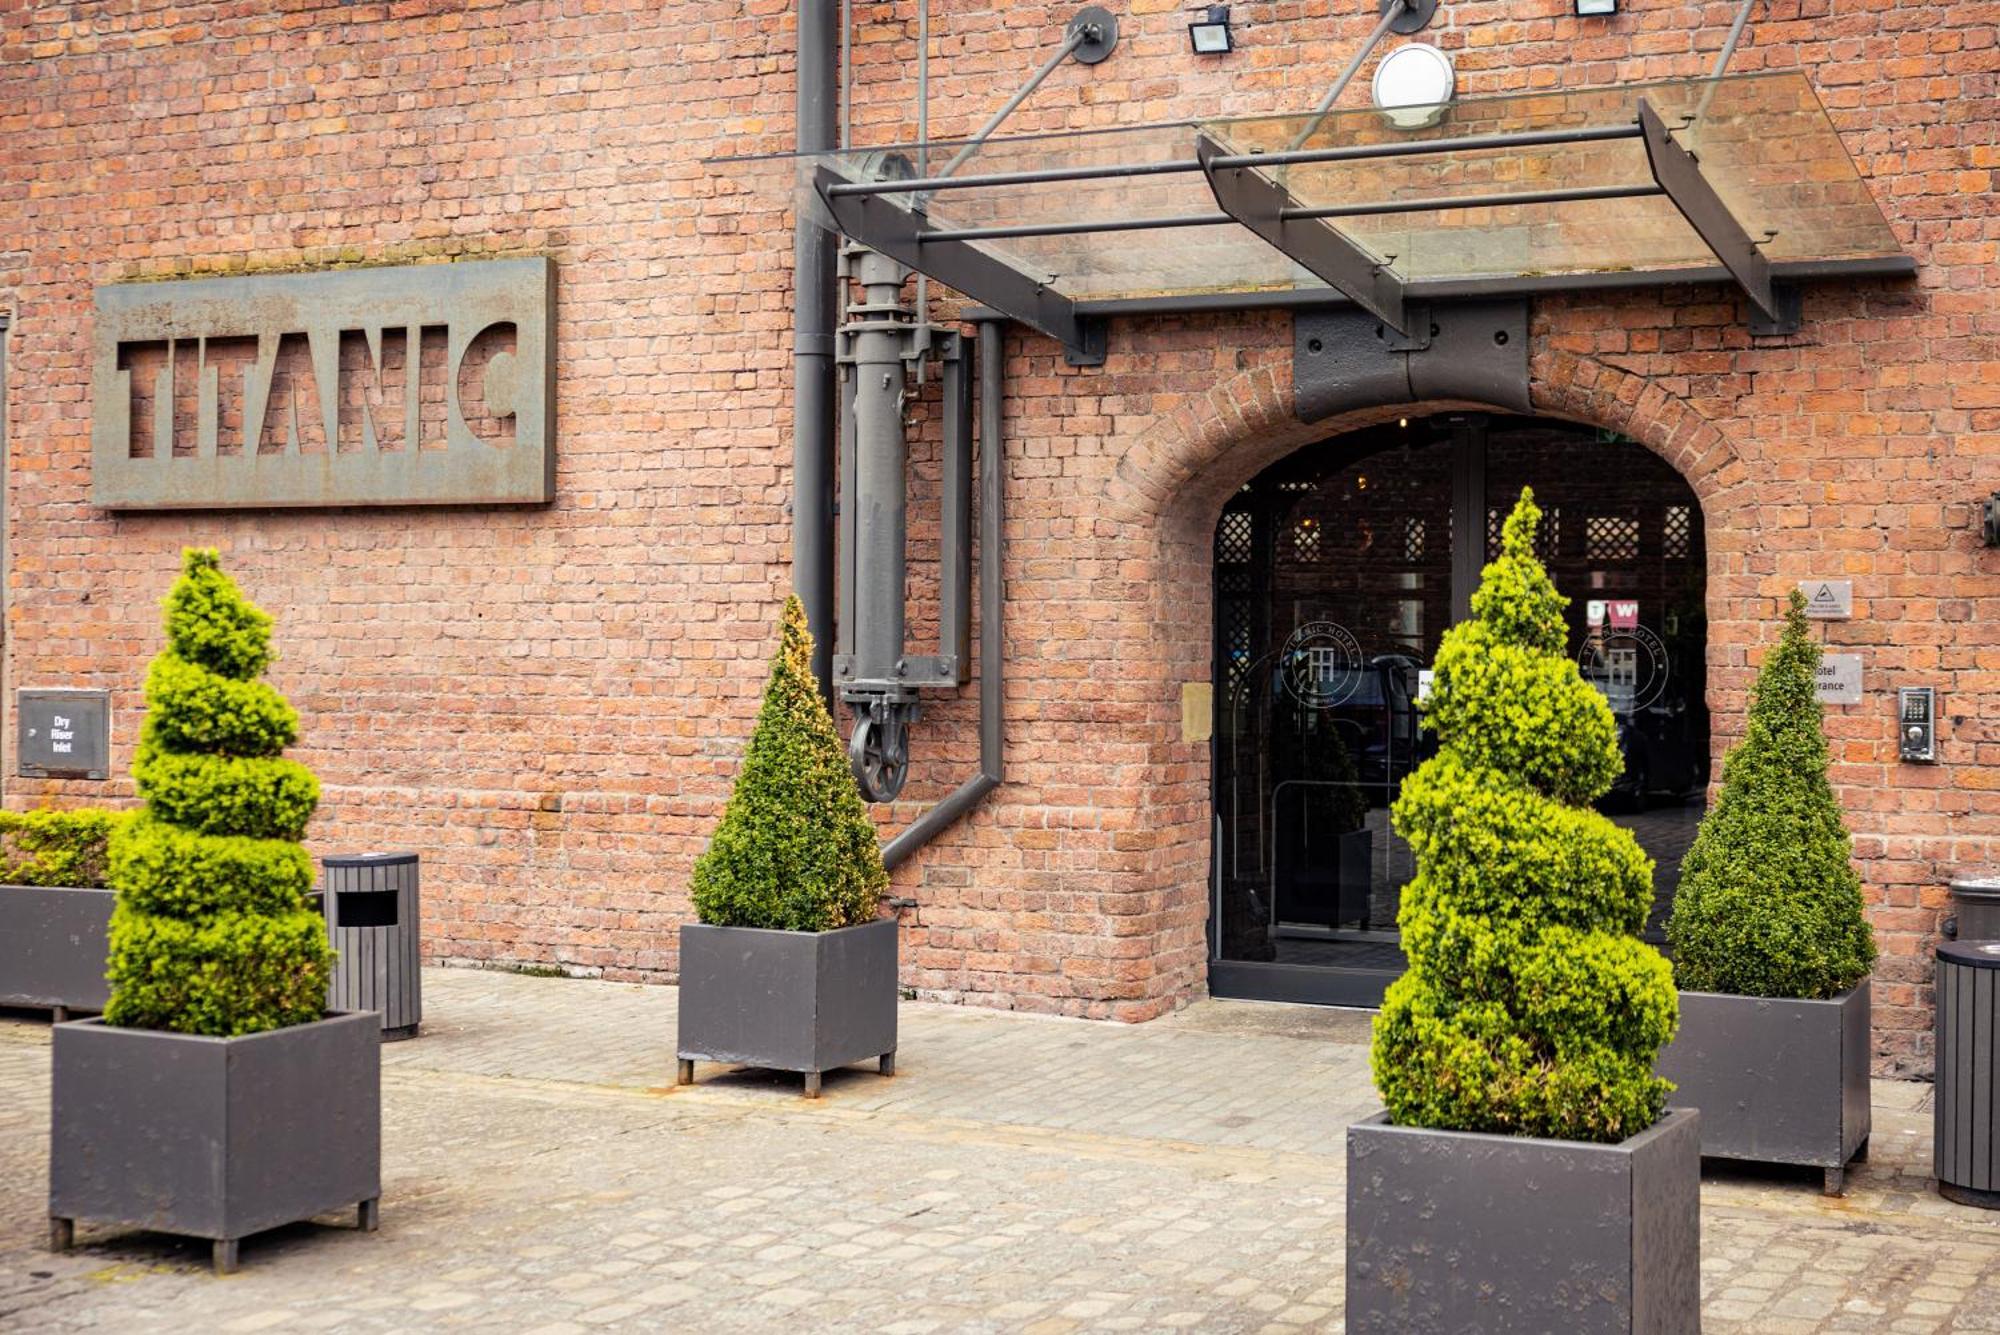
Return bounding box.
[1206,412,1700,1008]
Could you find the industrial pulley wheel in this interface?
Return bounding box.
[849,711,911,803]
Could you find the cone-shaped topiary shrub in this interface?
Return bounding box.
[1667,590,1876,999]
[1371,490,1678,1144]
[690,595,886,931]
[103,549,331,1036]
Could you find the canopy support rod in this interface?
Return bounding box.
[827,122,1645,198]
[815,166,1107,365]
[937,28,1087,180]
[1638,98,1783,329]
[1287,0,1410,151]
[1696,0,1759,120]
[932,7,1117,185]
[1195,131,1409,334]
[917,182,1664,244]
[1710,0,1758,80]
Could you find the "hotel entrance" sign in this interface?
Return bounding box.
[90,258,554,509]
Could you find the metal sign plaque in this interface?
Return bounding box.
[1800,579,1854,620]
[91,258,555,510]
[1816,653,1864,705]
[18,689,111,780]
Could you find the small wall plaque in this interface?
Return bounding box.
[1800,579,1853,620]
[1816,654,1863,706]
[18,689,112,780]
[1181,682,1213,744]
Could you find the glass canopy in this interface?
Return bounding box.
[717,72,1908,359]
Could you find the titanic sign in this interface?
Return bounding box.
[91,258,554,509]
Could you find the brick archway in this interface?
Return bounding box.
[1097,343,1746,1015]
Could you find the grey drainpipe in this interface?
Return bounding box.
[883,321,1005,870]
[794,1,840,703]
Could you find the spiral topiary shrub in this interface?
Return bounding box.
[1667,590,1876,999]
[690,595,886,932]
[1371,490,1678,1144]
[103,549,331,1037]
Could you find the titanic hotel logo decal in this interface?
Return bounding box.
[1281,621,1364,710]
[1578,600,1670,713]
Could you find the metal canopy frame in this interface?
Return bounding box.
[1636,98,1781,329]
[811,85,1914,357]
[817,166,1107,365]
[1195,131,1409,332]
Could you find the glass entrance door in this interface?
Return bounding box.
[1210,415,1708,1006]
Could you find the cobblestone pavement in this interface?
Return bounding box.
[3,968,1998,1333]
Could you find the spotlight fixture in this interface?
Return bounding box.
[1574,0,1618,13]
[1371,42,1455,128]
[1188,5,1233,54]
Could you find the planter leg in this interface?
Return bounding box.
[879,1051,896,1077]
[48,1217,72,1253]
[52,1006,69,1025]
[676,1058,694,1086]
[358,1197,380,1232]
[1823,1165,1847,1197]
[213,1238,239,1276]
[803,1070,821,1099]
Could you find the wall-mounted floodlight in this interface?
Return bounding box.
[1575,0,1619,14]
[1371,42,1455,128]
[1189,6,1233,54]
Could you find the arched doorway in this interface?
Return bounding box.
[1209,413,1709,1006]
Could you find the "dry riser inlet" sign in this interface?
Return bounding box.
[91,259,554,509]
[17,689,111,780]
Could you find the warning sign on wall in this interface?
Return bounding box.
[1800,579,1854,620]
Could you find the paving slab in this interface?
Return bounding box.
[0,967,1996,1332]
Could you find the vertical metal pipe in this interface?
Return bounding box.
[880,322,1005,870]
[917,0,929,170]
[851,249,911,687]
[795,0,841,702]
[916,0,930,335]
[976,323,1004,782]
[840,0,853,150]
[939,335,973,675]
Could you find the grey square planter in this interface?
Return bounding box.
[1347,1108,1702,1335]
[0,885,114,1016]
[49,1010,382,1274]
[676,917,897,1098]
[1655,980,1871,1195]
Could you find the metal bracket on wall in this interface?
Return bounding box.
[1292,298,1531,423]
[1639,98,1796,335]
[816,167,1108,366]
[1196,133,1410,336]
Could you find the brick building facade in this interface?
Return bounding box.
[1,1,1991,1075]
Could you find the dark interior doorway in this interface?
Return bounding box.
[1208,414,1709,1007]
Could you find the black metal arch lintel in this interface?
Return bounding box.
[1193,133,1411,336]
[812,166,1106,366]
[1638,98,1787,332]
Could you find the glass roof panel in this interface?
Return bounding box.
[746,71,1903,305]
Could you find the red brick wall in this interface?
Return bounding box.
[2,1,1991,1074]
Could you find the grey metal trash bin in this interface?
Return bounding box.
[323,853,422,1040]
[1936,939,2000,1208]
[1946,877,2000,944]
